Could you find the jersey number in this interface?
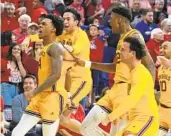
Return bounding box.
[159,81,167,92]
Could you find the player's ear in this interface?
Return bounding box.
[52,28,56,33]
[75,20,79,26]
[132,51,136,57]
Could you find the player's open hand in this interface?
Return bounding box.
[75,58,86,67]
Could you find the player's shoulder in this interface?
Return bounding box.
[48,42,65,55]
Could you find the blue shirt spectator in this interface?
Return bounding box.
[135,9,158,42]
[136,20,158,42]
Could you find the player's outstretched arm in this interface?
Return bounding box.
[76,58,116,73]
[33,43,64,96]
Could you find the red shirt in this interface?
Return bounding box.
[164,34,171,41]
[24,0,34,16]
[1,13,19,32]
[101,0,111,11]
[13,28,28,44]
[90,37,104,62]
[32,6,47,23]
[70,3,85,24]
[146,39,160,63]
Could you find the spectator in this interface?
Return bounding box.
[13,14,31,45]
[10,75,38,136]
[1,44,27,106]
[85,0,104,25]
[70,0,85,25]
[129,0,151,9]
[146,28,164,63]
[136,9,158,42]
[88,24,105,97]
[32,0,47,23]
[146,28,164,91]
[44,0,65,16]
[131,0,141,21]
[153,0,168,24]
[1,3,19,32]
[161,18,171,41]
[27,22,40,43]
[161,18,171,34]
[1,30,17,58]
[28,22,39,35]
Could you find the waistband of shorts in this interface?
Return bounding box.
[160,103,171,108]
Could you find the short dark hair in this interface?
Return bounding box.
[63,7,81,25]
[124,37,146,60]
[112,4,132,22]
[140,8,153,16]
[44,14,64,36]
[23,74,37,84]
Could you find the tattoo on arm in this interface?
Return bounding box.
[33,43,64,95]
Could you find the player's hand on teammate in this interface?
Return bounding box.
[63,44,73,52]
[75,58,86,67]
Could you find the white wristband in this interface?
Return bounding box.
[85,61,91,68]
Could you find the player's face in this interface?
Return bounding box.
[38,18,55,38]
[110,13,120,34]
[120,42,133,63]
[161,42,171,59]
[23,78,37,92]
[63,12,78,33]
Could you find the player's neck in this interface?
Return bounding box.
[120,24,132,34]
[43,35,56,45]
[128,60,141,71]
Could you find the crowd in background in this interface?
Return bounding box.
[1,0,171,136]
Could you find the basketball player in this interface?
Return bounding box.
[109,37,159,136]
[77,4,155,135]
[157,41,171,136]
[57,8,92,134]
[12,14,67,136]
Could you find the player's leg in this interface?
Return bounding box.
[12,113,41,136]
[42,119,60,136]
[111,83,129,133]
[40,92,66,136]
[117,117,158,136]
[80,105,109,136]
